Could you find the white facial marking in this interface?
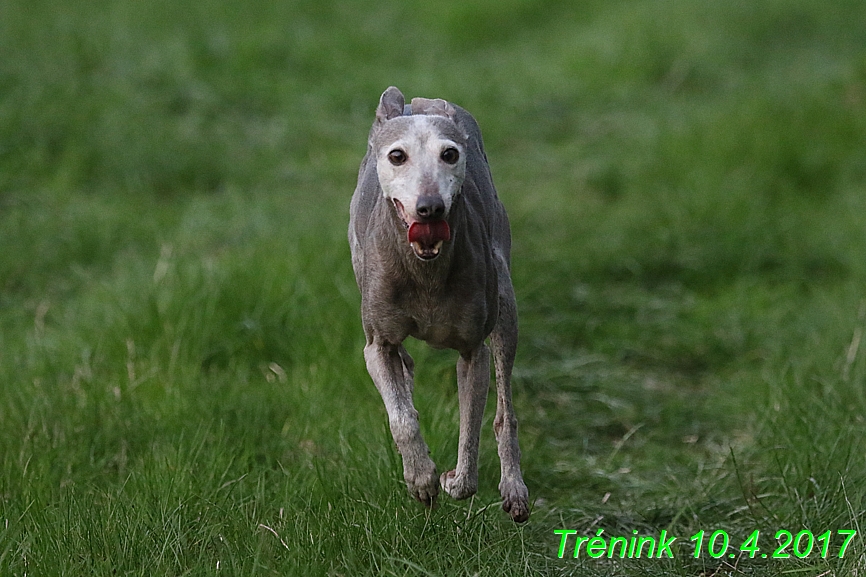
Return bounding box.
[376,116,466,224]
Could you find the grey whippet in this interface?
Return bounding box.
[348,86,529,522]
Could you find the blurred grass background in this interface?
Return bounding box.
[1,0,866,574]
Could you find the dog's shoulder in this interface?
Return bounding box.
[449,105,485,148]
[446,105,512,264]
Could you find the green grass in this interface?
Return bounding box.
[2,0,866,574]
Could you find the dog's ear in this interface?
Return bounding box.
[410,97,456,119]
[376,87,405,123]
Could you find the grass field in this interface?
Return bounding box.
[2,0,866,574]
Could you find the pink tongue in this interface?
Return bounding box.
[408,220,451,245]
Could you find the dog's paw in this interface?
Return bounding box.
[439,469,477,500]
[500,478,530,523]
[404,458,439,507]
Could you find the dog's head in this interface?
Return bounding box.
[370,87,468,261]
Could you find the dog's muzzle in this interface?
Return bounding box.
[393,199,451,260]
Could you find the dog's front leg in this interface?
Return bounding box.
[490,285,531,523]
[364,341,439,505]
[440,344,490,500]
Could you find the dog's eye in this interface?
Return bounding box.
[387,149,407,166]
[441,147,460,165]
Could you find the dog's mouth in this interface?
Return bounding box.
[393,200,451,260]
[408,221,450,260]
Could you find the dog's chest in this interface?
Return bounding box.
[387,279,494,351]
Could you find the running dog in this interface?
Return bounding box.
[348,86,529,522]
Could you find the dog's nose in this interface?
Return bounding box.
[416,195,445,221]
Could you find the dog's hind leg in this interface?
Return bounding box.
[365,341,439,505]
[440,344,490,500]
[489,276,530,522]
